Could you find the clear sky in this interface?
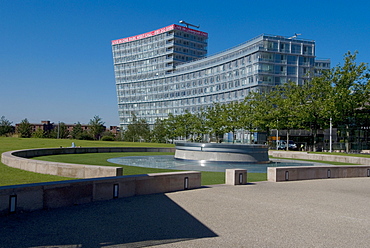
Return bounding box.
[1,0,369,127]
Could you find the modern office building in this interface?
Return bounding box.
[112,24,330,130]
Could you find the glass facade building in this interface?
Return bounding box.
[112,24,330,129]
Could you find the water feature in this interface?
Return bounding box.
[108,155,322,173]
[175,142,269,163]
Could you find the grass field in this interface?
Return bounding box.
[0,137,266,186]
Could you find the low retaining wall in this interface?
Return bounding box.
[0,171,200,216]
[269,150,370,165]
[1,147,175,178]
[268,166,370,182]
[268,150,370,182]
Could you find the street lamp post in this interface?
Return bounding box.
[329,117,332,153]
[57,121,60,139]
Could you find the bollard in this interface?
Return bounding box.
[225,169,247,185]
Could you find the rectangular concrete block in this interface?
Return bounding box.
[225,169,247,185]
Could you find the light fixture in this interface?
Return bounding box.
[9,195,17,213]
[184,177,189,189]
[113,184,119,198]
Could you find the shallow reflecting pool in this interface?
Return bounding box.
[108,155,324,173]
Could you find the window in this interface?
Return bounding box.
[287,66,297,75]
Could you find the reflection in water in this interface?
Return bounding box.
[108,155,318,173]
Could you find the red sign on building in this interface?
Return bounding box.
[112,24,208,45]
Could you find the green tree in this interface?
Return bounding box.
[0,116,13,136]
[175,110,197,141]
[329,51,370,152]
[17,118,32,138]
[223,101,249,143]
[89,115,105,140]
[59,122,69,139]
[297,74,334,151]
[271,82,306,149]
[101,131,115,141]
[31,128,45,138]
[123,113,150,142]
[71,122,84,139]
[151,118,168,143]
[80,130,94,140]
[51,122,69,139]
[205,103,228,143]
[165,113,181,143]
[192,110,208,142]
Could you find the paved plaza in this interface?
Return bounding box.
[1,178,370,247]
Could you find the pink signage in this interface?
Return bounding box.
[112,24,208,45]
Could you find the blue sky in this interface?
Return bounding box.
[1,0,369,127]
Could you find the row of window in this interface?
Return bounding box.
[119,89,249,111]
[117,77,257,103]
[119,89,252,124]
[172,38,207,50]
[263,41,313,55]
[117,70,259,92]
[173,31,207,43]
[113,48,167,64]
[176,42,263,73]
[112,33,169,50]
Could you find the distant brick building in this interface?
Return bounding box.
[15,120,119,136]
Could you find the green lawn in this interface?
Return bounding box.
[34,152,267,185]
[0,137,266,186]
[4,137,366,187]
[0,137,172,186]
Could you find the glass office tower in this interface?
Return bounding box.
[112,24,330,129]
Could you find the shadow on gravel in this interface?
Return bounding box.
[0,193,218,248]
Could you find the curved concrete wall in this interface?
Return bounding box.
[175,143,269,163]
[1,147,175,179]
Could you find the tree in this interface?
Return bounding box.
[165,113,181,143]
[17,118,32,138]
[151,118,168,143]
[222,101,249,143]
[174,110,198,141]
[101,131,115,141]
[58,122,69,139]
[329,51,370,152]
[0,116,13,136]
[192,111,208,142]
[31,128,45,138]
[71,122,84,139]
[50,122,69,139]
[297,74,334,151]
[89,115,105,140]
[205,103,228,143]
[269,82,306,150]
[123,113,150,142]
